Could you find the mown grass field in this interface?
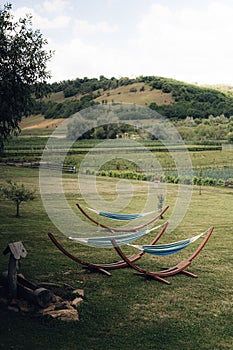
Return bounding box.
[0,164,232,350]
[94,83,174,106]
[20,115,64,131]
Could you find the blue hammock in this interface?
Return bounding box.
[128,230,208,256]
[111,226,214,284]
[87,207,155,221]
[68,223,164,247]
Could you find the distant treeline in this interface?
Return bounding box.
[32,75,233,120]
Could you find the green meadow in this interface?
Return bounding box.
[0,161,232,350]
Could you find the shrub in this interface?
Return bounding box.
[129,87,137,93]
[217,179,225,186]
[202,177,217,186]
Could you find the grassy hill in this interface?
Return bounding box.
[94,82,174,106]
[18,76,233,142]
[32,76,233,122]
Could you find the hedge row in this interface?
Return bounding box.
[85,169,231,187]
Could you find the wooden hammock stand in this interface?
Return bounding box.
[110,226,214,284]
[48,204,169,275]
[48,222,169,276]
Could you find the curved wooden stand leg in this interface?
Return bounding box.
[48,222,169,275]
[180,270,198,278]
[111,226,214,284]
[155,226,214,279]
[101,221,169,270]
[48,233,111,276]
[111,238,171,284]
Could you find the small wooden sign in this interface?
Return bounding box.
[3,242,27,259]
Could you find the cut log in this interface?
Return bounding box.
[17,273,38,290]
[16,284,53,308]
[1,272,53,308]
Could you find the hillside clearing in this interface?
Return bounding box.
[94,83,174,105]
[20,115,64,130]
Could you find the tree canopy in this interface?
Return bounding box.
[0,3,53,150]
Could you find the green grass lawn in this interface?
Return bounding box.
[0,166,232,350]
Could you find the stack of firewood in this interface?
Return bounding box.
[1,241,84,322]
[0,273,84,322]
[38,286,84,321]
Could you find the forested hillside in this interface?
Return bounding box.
[33,76,233,121]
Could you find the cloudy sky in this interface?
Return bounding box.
[11,0,233,85]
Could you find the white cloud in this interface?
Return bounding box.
[134,2,233,84]
[13,6,70,31]
[36,0,70,14]
[11,1,233,85]
[48,39,130,81]
[73,19,118,35]
[37,14,70,30]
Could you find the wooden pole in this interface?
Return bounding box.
[7,254,18,299]
[3,241,27,300]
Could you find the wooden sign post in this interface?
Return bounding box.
[3,242,27,299]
